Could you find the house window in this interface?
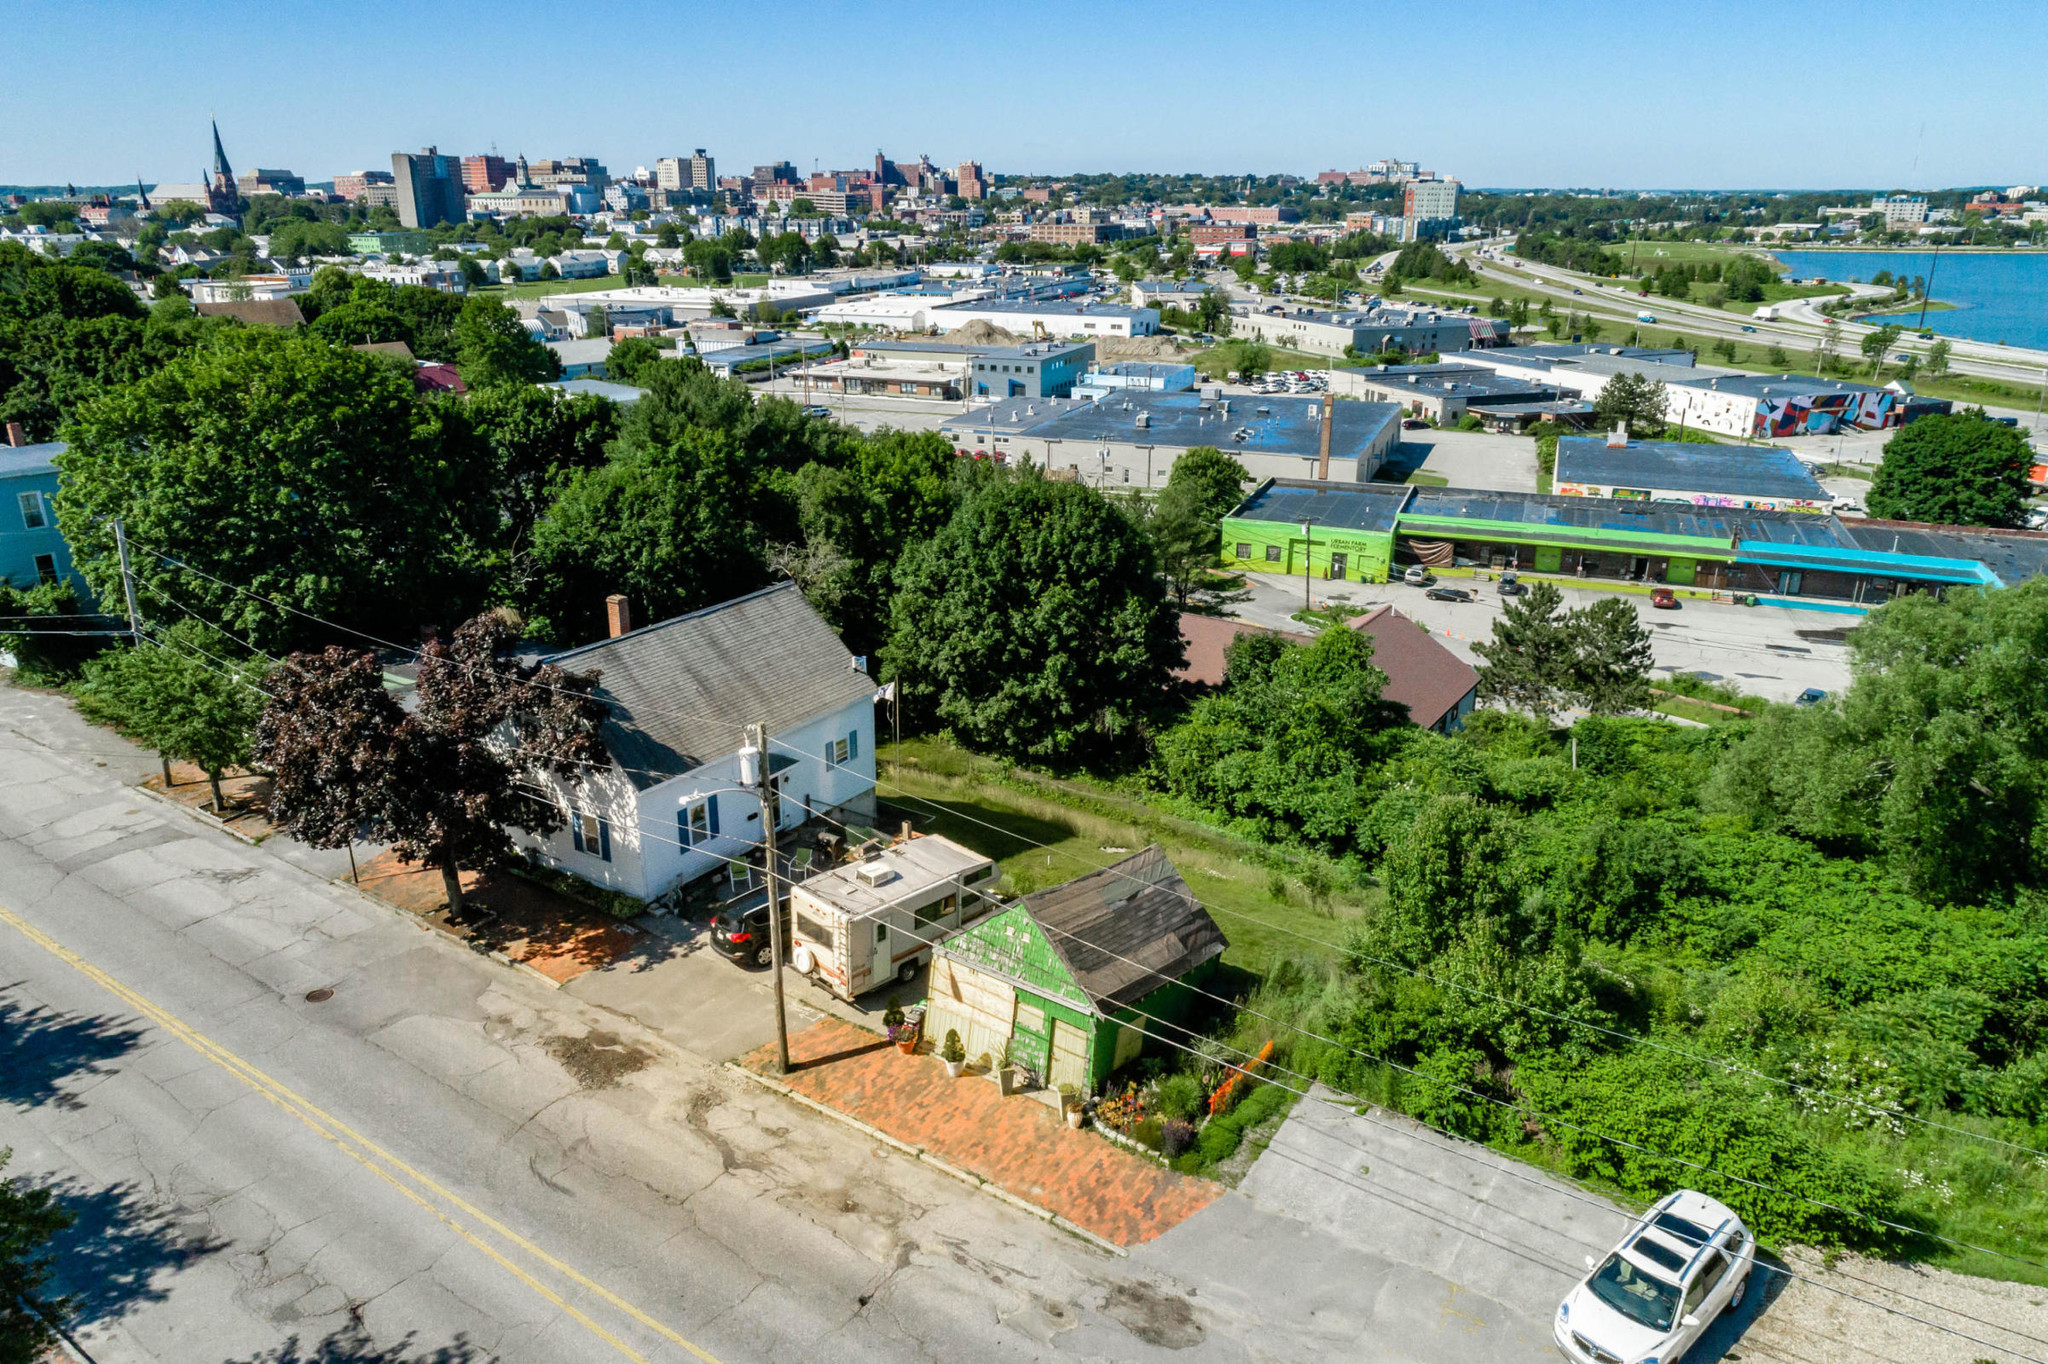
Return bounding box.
[571,812,611,862]
[1265,545,1282,562]
[17,491,46,530]
[33,554,58,585]
[679,799,713,848]
[1235,543,1252,560]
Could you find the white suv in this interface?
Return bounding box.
[1555,1190,1755,1364]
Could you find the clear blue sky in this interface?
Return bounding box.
[4,0,2042,190]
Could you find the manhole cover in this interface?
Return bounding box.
[304,988,334,1003]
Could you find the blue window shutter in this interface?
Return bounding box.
[572,817,585,853]
[848,729,858,760]
[707,794,720,836]
[598,818,611,862]
[678,808,690,848]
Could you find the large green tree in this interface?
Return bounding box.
[1591,372,1667,436]
[1867,412,2033,528]
[452,295,559,387]
[55,328,499,653]
[73,621,269,809]
[1568,597,1654,716]
[0,1148,72,1364]
[882,471,1183,759]
[1705,578,2048,902]
[1472,581,1576,724]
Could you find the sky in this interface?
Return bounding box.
[4,0,2044,192]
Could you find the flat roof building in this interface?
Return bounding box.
[1554,436,1831,512]
[1332,361,1591,430]
[1665,371,1949,438]
[930,299,1160,340]
[1218,477,2048,608]
[943,390,1403,492]
[1230,302,1508,358]
[966,341,1094,399]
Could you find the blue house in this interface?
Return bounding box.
[0,441,91,602]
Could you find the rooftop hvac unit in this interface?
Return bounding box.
[855,860,898,889]
[1136,411,1149,428]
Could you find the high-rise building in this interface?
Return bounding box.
[753,161,798,186]
[392,147,466,229]
[655,157,687,192]
[1403,177,1459,222]
[461,155,510,194]
[686,149,715,192]
[955,160,987,201]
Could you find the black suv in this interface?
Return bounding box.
[710,902,791,969]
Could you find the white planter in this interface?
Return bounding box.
[944,1059,965,1079]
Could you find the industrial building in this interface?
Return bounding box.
[1553,436,1832,512]
[1331,362,1591,429]
[930,299,1159,339]
[1453,344,1706,402]
[1075,361,1198,397]
[966,341,1094,398]
[940,389,1402,488]
[1663,371,1950,438]
[1130,279,1212,310]
[1230,302,1508,357]
[1219,478,2048,608]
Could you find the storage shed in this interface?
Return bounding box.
[923,847,1227,1094]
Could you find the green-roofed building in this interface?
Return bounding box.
[924,847,1227,1095]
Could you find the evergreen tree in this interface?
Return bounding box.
[1472,581,1574,725]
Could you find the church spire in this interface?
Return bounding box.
[211,119,232,178]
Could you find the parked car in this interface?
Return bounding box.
[1402,417,1430,429]
[1402,565,1432,586]
[1650,587,1679,609]
[801,404,832,418]
[1795,687,1829,707]
[1498,570,1525,595]
[1424,586,1472,602]
[711,900,791,970]
[1554,1190,1755,1364]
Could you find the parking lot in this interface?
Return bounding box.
[1233,571,1856,705]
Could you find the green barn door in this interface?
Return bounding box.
[1009,998,1054,1089]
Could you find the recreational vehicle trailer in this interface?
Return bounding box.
[787,835,1000,1001]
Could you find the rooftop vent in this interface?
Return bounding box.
[855,860,898,889]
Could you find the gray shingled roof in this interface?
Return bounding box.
[543,583,873,790]
[1023,846,1227,1012]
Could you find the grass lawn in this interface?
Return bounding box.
[875,737,1373,973]
[1194,340,1337,379]
[1404,469,1449,486]
[1617,240,1783,269]
[476,275,621,300]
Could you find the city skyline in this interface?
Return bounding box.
[2,0,2041,190]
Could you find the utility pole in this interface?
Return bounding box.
[1301,519,1313,611]
[743,723,791,1075]
[112,518,141,646]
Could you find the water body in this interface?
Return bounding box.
[1767,250,2048,353]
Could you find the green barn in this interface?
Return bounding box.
[923,847,1227,1094]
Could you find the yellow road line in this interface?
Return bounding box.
[0,902,725,1364]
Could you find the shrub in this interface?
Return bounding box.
[1154,1073,1205,1123]
[941,1029,966,1064]
[1160,1119,1198,1158]
[1131,1117,1164,1150]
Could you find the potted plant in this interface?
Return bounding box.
[1058,1082,1085,1129]
[941,1029,967,1079]
[990,1040,1017,1096]
[891,1019,920,1055]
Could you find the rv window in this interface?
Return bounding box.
[965,865,995,886]
[796,913,833,949]
[915,892,961,925]
[874,921,888,946]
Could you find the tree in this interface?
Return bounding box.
[259,613,607,912]
[605,336,662,385]
[1567,597,1653,715]
[882,472,1183,760]
[266,219,352,262]
[1860,323,1904,379]
[1925,338,1951,374]
[458,256,487,289]
[73,622,268,809]
[1705,578,2048,902]
[1868,412,2033,528]
[459,382,620,558]
[1472,580,1574,724]
[1591,372,1668,436]
[0,1148,73,1364]
[453,294,559,387]
[1161,446,1251,524]
[55,329,500,653]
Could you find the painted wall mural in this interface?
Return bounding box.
[1751,389,1898,438]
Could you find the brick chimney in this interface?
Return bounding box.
[605,594,632,638]
[4,421,25,447]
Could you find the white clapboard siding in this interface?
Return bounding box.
[926,957,1015,1068]
[1049,1017,1090,1093]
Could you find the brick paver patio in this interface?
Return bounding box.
[354,851,641,984]
[743,1017,1222,1247]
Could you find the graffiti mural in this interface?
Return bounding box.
[1751,389,1898,438]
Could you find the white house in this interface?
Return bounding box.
[511,583,880,902]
